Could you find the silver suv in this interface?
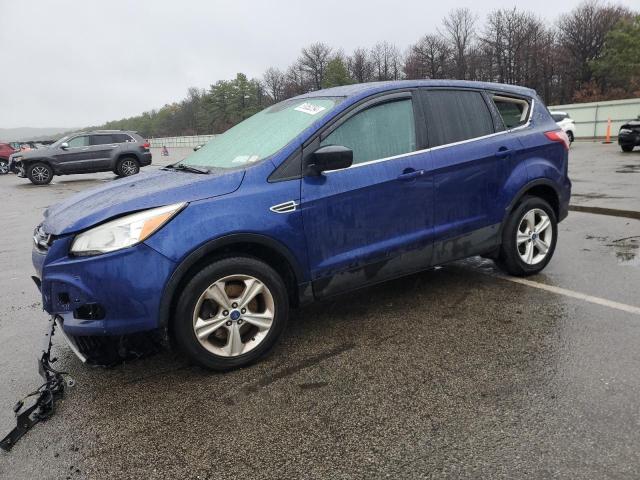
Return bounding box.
[12,130,152,185]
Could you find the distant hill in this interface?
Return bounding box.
[0,127,75,143]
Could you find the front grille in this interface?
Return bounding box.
[33,224,52,252]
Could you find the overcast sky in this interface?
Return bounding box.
[1,0,638,128]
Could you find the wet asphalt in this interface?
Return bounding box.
[0,143,639,479]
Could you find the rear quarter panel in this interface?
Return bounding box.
[504,95,570,215]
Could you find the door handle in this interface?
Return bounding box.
[397,169,426,181]
[495,147,512,158]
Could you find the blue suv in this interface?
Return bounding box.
[33,81,571,370]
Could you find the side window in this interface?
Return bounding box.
[321,99,416,165]
[421,90,494,147]
[492,96,530,129]
[66,136,89,148]
[112,134,133,143]
[90,135,114,145]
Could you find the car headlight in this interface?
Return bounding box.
[70,202,186,256]
[619,128,632,134]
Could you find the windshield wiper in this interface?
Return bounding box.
[163,163,209,174]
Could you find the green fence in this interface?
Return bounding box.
[549,97,640,139]
[149,135,217,148]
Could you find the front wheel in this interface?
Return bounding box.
[173,256,289,371]
[115,157,140,177]
[621,145,634,152]
[0,159,8,175]
[494,196,558,276]
[27,162,53,185]
[567,131,574,143]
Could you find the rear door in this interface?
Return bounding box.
[418,89,520,263]
[89,134,119,170]
[53,135,91,173]
[301,92,434,297]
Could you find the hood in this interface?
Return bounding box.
[15,148,47,159]
[621,120,640,129]
[42,168,245,235]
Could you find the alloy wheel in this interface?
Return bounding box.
[121,160,138,176]
[192,274,275,357]
[0,161,8,174]
[516,208,553,265]
[31,166,50,183]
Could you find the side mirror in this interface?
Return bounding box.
[60,142,69,149]
[193,144,203,151]
[306,145,353,175]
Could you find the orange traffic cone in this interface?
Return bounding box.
[602,117,613,144]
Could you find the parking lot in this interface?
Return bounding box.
[0,143,639,479]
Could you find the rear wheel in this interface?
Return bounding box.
[621,145,634,152]
[116,157,140,177]
[494,196,557,276]
[173,256,289,371]
[0,159,8,175]
[27,162,53,185]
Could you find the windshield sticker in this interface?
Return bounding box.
[294,103,326,115]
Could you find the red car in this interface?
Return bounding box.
[0,143,16,174]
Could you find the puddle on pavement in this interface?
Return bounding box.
[615,164,640,174]
[572,193,628,200]
[586,234,639,266]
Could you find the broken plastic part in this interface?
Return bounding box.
[0,316,71,452]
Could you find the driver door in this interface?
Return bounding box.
[54,135,91,173]
[301,92,434,298]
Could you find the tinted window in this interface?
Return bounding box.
[493,96,530,129]
[321,99,416,165]
[90,135,114,145]
[112,133,134,143]
[421,90,494,147]
[67,136,89,148]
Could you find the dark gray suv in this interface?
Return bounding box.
[13,130,152,185]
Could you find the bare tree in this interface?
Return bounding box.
[441,8,477,79]
[263,67,286,103]
[404,34,450,79]
[282,61,309,98]
[347,48,374,83]
[557,0,632,95]
[299,42,333,90]
[371,42,404,81]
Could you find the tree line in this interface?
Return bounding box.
[96,0,640,138]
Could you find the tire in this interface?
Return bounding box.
[567,131,574,143]
[0,159,8,175]
[621,145,634,152]
[27,162,53,185]
[173,256,289,371]
[494,196,558,276]
[115,157,140,177]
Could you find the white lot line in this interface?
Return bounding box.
[494,275,640,316]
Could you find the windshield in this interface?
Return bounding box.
[182,97,342,169]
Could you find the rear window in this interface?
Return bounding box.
[420,90,494,147]
[493,96,531,129]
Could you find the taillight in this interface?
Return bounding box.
[544,130,570,150]
[142,142,150,149]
